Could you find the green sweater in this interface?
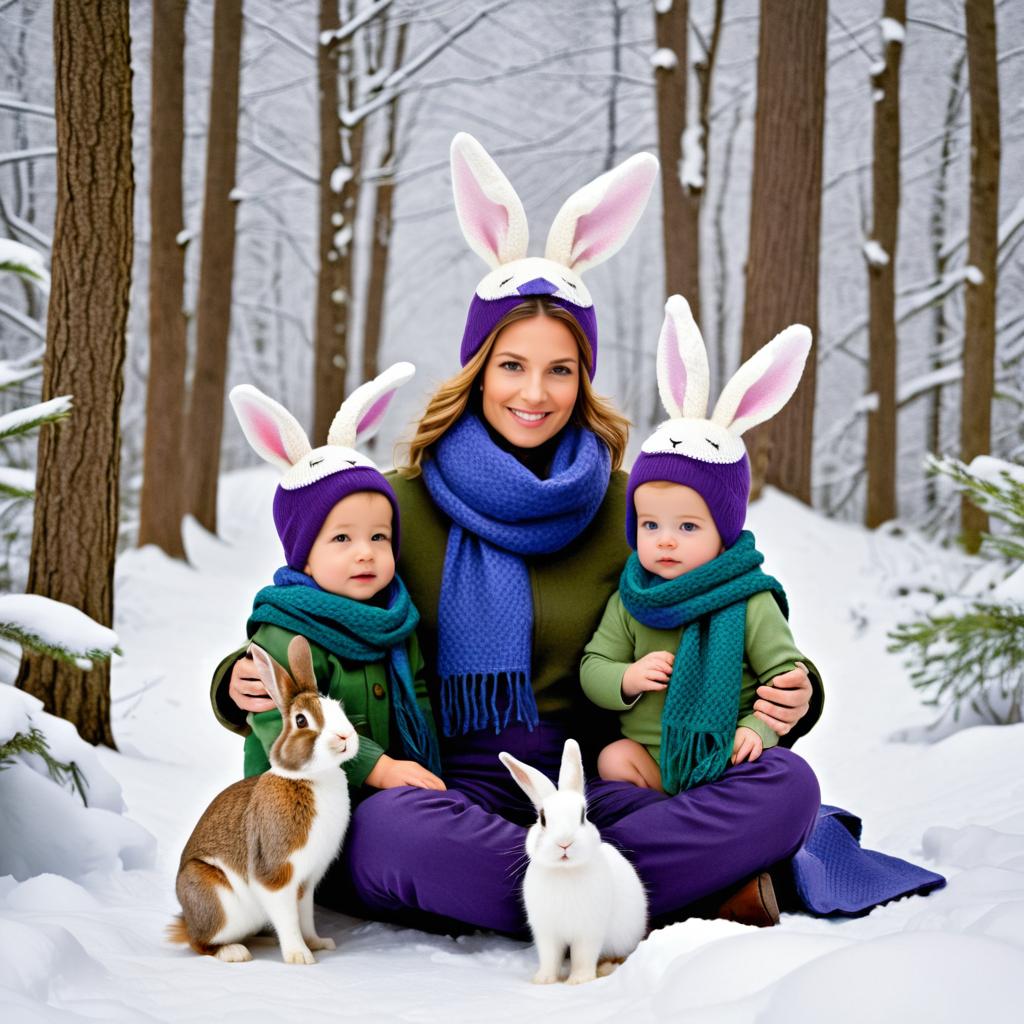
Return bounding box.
[581,589,813,759]
[230,623,436,791]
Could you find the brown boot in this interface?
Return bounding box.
[714,872,780,927]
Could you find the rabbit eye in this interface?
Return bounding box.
[580,807,585,825]
[539,810,546,828]
[295,713,308,729]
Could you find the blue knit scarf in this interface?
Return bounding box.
[248,567,441,775]
[422,414,611,736]
[617,531,786,795]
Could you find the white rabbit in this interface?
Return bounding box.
[643,294,812,463]
[228,360,414,484]
[499,739,647,985]
[450,132,658,367]
[168,636,358,964]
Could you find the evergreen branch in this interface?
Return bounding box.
[0,256,47,284]
[0,480,34,500]
[0,726,89,805]
[0,622,122,665]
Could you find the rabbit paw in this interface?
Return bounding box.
[532,970,561,985]
[597,958,621,977]
[306,936,335,951]
[566,970,597,985]
[283,946,317,965]
[215,943,252,963]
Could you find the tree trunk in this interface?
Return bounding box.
[740,0,826,503]
[313,0,364,443]
[960,0,1000,553]
[361,22,408,389]
[138,0,188,557]
[654,0,701,320]
[183,0,243,534]
[15,0,134,748]
[864,1,905,529]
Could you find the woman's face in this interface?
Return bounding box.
[480,314,581,449]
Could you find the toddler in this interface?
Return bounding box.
[581,296,818,795]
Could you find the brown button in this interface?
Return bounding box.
[372,683,386,700]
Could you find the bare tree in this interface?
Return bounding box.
[183,0,244,535]
[864,2,905,528]
[960,0,1001,552]
[15,0,134,747]
[739,0,827,503]
[139,0,188,558]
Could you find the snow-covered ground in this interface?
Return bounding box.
[2,467,1023,1022]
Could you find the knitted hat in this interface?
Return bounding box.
[229,364,415,569]
[627,296,812,549]
[450,132,658,379]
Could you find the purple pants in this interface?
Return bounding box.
[329,719,820,934]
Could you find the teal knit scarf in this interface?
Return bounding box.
[617,531,786,795]
[248,567,441,775]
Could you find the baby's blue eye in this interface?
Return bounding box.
[681,523,698,533]
[641,521,659,531]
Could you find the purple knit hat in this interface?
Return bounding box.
[449,133,658,381]
[229,364,417,571]
[628,295,813,550]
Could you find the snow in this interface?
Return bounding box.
[0,466,34,495]
[969,455,1024,488]
[880,17,906,46]
[330,166,353,193]
[1,472,1023,1020]
[0,594,120,658]
[0,396,73,437]
[654,0,674,13]
[863,239,890,267]
[0,238,49,290]
[965,264,985,285]
[174,229,193,246]
[680,126,705,191]
[650,48,678,71]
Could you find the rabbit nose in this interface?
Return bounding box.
[558,841,573,850]
[517,276,557,296]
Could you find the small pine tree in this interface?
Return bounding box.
[889,455,1024,725]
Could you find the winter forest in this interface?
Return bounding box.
[2,0,1024,1020]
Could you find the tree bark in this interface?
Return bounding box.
[740,0,826,504]
[654,0,701,320]
[313,0,364,444]
[864,1,905,528]
[960,0,1000,553]
[183,0,243,534]
[15,0,134,748]
[139,0,188,557]
[361,21,407,388]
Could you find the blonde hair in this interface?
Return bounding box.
[399,299,630,476]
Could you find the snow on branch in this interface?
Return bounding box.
[320,0,395,47]
[880,17,906,46]
[0,397,73,442]
[0,238,49,290]
[0,595,121,669]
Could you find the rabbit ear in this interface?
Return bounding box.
[327,361,415,447]
[557,739,585,795]
[450,133,529,269]
[711,324,812,436]
[499,751,556,811]
[657,295,710,420]
[229,385,311,473]
[285,636,319,694]
[544,152,658,275]
[248,643,300,713]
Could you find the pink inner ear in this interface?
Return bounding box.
[247,403,291,463]
[453,151,509,261]
[662,316,687,411]
[357,391,394,436]
[570,169,651,267]
[733,339,805,424]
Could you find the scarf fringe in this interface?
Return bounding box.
[660,721,732,796]
[440,672,538,737]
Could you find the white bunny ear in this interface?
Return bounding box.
[229,384,311,473]
[450,133,529,269]
[327,361,415,448]
[557,739,584,796]
[499,751,556,811]
[544,152,659,275]
[711,324,812,436]
[657,295,710,420]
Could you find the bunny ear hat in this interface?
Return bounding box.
[625,296,812,548]
[229,362,415,568]
[450,132,659,379]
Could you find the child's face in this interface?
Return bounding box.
[635,482,724,580]
[303,492,395,599]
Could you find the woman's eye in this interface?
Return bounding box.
[295,713,308,729]
[551,365,574,376]
[499,360,522,372]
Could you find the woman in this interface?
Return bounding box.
[213,135,822,933]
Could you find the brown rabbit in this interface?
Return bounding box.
[168,635,358,964]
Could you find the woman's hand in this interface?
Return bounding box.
[366,754,447,791]
[227,652,276,713]
[753,661,812,737]
[622,651,674,699]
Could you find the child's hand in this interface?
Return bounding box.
[622,651,674,698]
[228,652,276,713]
[731,726,763,765]
[366,754,447,791]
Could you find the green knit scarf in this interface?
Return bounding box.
[617,531,786,795]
